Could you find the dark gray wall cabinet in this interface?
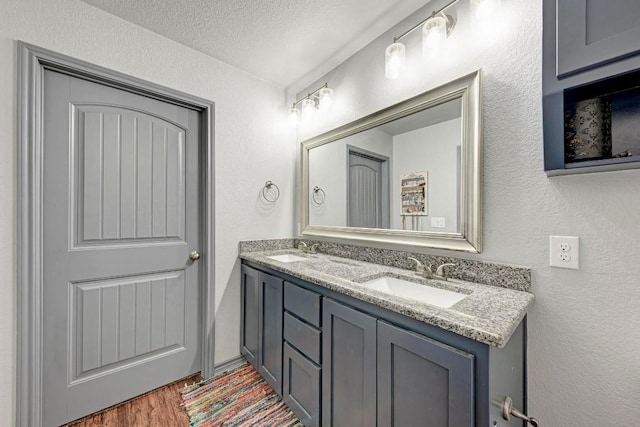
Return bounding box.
[555,0,640,78]
[543,0,640,174]
[241,260,527,427]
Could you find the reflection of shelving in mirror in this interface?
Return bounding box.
[563,68,640,168]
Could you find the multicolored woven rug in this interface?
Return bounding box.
[180,362,302,427]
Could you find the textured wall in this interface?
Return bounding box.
[297,0,640,425]
[0,1,295,425]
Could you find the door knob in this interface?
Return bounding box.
[189,251,201,261]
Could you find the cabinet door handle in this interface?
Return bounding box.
[502,396,539,426]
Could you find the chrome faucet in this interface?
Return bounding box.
[408,257,457,281]
[298,241,320,254]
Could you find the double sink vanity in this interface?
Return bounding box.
[240,241,534,427]
[239,70,536,426]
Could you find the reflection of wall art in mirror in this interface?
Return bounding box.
[400,172,427,215]
[300,70,482,253]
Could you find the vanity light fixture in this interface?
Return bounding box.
[422,13,450,58]
[289,106,300,128]
[385,42,406,80]
[470,0,501,20]
[288,83,334,128]
[301,97,316,122]
[318,87,334,111]
[385,0,458,79]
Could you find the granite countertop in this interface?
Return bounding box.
[240,248,534,348]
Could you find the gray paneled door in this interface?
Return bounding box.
[347,149,389,229]
[42,69,202,426]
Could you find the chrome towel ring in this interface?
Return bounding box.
[262,181,280,203]
[312,186,326,205]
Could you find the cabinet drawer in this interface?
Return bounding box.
[283,342,321,427]
[284,282,321,327]
[284,311,321,364]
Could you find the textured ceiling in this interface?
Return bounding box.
[80,0,429,89]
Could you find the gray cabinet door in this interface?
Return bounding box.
[555,0,640,77]
[258,272,284,395]
[377,321,474,427]
[42,69,202,426]
[283,342,321,427]
[322,298,376,427]
[241,265,260,368]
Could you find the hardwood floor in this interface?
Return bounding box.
[66,374,202,427]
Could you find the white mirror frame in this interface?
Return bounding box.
[300,70,482,253]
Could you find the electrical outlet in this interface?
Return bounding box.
[549,236,580,269]
[431,217,446,228]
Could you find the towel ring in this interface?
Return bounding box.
[312,186,326,205]
[262,181,280,203]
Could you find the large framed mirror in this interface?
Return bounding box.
[300,70,482,253]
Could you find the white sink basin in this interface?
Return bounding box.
[266,254,310,263]
[362,276,467,308]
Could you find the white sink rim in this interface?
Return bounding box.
[266,253,310,263]
[361,275,467,308]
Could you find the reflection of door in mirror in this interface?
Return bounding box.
[347,147,390,229]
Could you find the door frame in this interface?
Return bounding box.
[16,42,216,427]
[345,144,390,228]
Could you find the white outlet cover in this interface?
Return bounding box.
[549,236,580,269]
[430,217,446,228]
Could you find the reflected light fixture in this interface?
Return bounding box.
[385,0,458,79]
[288,83,334,128]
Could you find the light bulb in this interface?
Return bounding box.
[385,42,406,80]
[471,0,501,20]
[288,106,300,129]
[422,15,447,56]
[318,87,334,111]
[301,98,315,122]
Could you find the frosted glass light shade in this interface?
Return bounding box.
[318,87,334,111]
[422,15,447,54]
[385,42,406,80]
[289,107,300,129]
[471,0,501,20]
[301,98,316,122]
